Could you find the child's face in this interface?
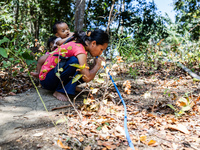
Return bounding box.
[55,23,70,39]
[87,41,108,57]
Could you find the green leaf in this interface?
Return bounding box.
[167,104,177,111]
[72,74,83,84]
[181,105,191,111]
[70,63,86,70]
[56,72,60,77]
[178,109,184,115]
[26,60,35,66]
[0,36,9,46]
[96,78,104,84]
[58,68,63,72]
[193,78,200,82]
[83,98,89,105]
[99,73,107,77]
[97,126,102,131]
[56,117,68,125]
[0,47,8,58]
[12,71,18,77]
[22,52,34,60]
[104,122,110,126]
[20,68,24,72]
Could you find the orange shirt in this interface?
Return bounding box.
[39,41,87,80]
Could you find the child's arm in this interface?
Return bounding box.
[31,54,49,78]
[56,32,74,46]
[76,54,104,83]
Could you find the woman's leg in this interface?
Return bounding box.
[41,56,82,101]
[54,56,80,101]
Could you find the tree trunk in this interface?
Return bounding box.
[74,0,85,31]
[104,0,115,56]
[106,0,115,34]
[120,0,125,35]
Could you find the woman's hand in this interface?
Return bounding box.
[95,56,105,69]
[77,54,106,83]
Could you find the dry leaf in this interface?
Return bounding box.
[148,140,156,145]
[97,140,102,145]
[116,56,123,63]
[91,88,98,94]
[84,145,91,150]
[140,135,147,142]
[176,97,188,107]
[102,141,113,146]
[57,140,70,149]
[78,137,84,142]
[102,141,117,149]
[167,124,190,134]
[112,64,119,69]
[33,132,43,137]
[106,145,117,149]
[102,125,109,133]
[115,125,125,135]
[148,140,158,146]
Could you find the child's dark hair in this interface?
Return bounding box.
[52,21,65,34]
[47,36,57,48]
[73,29,109,46]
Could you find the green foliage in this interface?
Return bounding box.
[0,36,36,71]
[174,0,200,40]
[128,67,138,79]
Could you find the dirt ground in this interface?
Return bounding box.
[0,70,200,150]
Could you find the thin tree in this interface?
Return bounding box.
[74,0,85,31]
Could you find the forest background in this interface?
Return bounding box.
[0,0,200,96]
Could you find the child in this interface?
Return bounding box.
[52,21,74,47]
[39,29,109,101]
[31,21,74,78]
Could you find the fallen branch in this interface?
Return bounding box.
[51,105,72,111]
[177,62,200,80]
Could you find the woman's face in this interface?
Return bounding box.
[87,41,108,57]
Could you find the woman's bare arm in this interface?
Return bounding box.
[76,54,103,82]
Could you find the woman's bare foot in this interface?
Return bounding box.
[53,91,68,101]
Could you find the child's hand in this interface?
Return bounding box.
[30,72,39,78]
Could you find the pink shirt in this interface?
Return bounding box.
[39,41,87,80]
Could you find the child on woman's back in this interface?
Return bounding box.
[31,21,73,78]
[52,21,74,47]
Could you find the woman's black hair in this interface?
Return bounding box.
[52,21,65,34]
[47,36,57,48]
[73,29,109,46]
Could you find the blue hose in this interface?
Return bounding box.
[96,56,135,150]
